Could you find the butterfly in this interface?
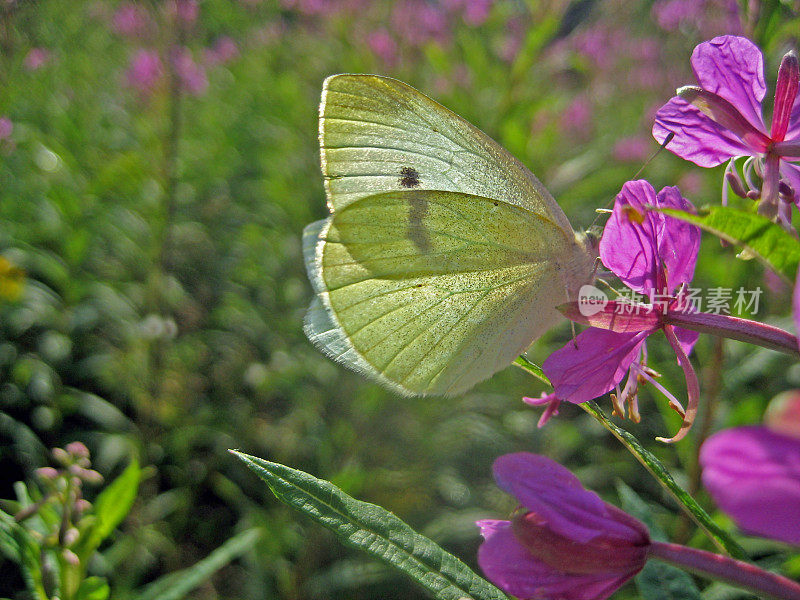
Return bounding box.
[303,74,597,396]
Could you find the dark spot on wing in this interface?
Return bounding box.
[399,166,421,188]
[408,193,431,253]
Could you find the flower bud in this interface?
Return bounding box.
[764,390,800,438]
[478,453,650,600]
[35,467,59,482]
[65,441,90,460]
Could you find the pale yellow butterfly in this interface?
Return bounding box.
[303,74,597,396]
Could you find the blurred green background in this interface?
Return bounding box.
[1,0,799,598]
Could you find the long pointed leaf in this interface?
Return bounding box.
[134,528,260,600]
[232,451,508,600]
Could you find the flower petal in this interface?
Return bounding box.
[673,326,699,357]
[691,35,766,132]
[794,264,800,350]
[476,520,637,600]
[492,453,649,545]
[600,180,661,294]
[655,186,701,290]
[543,328,648,405]
[653,97,753,167]
[700,426,800,545]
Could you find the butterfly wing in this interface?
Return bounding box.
[305,190,589,396]
[319,74,574,234]
[307,75,596,395]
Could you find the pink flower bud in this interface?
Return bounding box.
[35,467,59,481]
[62,549,80,567]
[52,447,70,466]
[63,527,79,547]
[477,453,650,600]
[65,441,90,459]
[764,390,800,439]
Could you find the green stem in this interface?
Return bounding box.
[512,357,746,558]
[579,401,746,558]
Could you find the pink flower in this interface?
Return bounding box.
[391,0,448,47]
[166,0,198,25]
[205,36,239,65]
[24,47,50,70]
[613,136,652,162]
[700,426,800,545]
[366,29,397,65]
[653,36,800,219]
[651,0,702,31]
[112,4,148,37]
[0,117,12,140]
[765,390,800,438]
[542,180,702,442]
[560,95,593,139]
[477,453,650,600]
[172,47,208,95]
[126,49,163,94]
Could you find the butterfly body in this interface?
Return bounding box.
[304,74,596,396]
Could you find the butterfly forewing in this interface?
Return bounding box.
[319,74,574,236]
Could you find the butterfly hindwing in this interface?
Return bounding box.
[305,190,577,396]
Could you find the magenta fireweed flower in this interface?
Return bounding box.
[477,453,650,600]
[126,49,163,94]
[700,426,800,545]
[112,4,148,37]
[0,117,12,140]
[542,180,701,442]
[171,47,208,95]
[24,47,50,70]
[653,36,800,219]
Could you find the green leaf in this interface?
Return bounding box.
[134,528,260,600]
[658,205,800,282]
[580,402,747,559]
[76,577,110,600]
[636,560,703,600]
[513,355,550,385]
[232,451,509,600]
[76,459,140,560]
[616,482,703,600]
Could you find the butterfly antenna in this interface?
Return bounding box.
[590,132,675,229]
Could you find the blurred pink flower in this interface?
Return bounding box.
[765,390,800,439]
[477,453,650,600]
[700,426,800,545]
[172,47,208,95]
[24,47,50,70]
[652,0,702,31]
[613,136,651,162]
[0,117,12,140]
[442,0,494,26]
[559,95,593,138]
[112,3,148,37]
[392,0,448,47]
[126,49,163,94]
[366,29,397,65]
[205,36,239,65]
[167,0,199,24]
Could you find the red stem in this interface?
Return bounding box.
[649,541,800,600]
[663,310,800,358]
